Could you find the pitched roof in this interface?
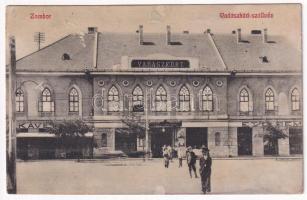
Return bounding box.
[16,34,95,72]
[15,31,301,73]
[96,33,225,71]
[212,34,301,71]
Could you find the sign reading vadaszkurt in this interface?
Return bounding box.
[131,59,190,68]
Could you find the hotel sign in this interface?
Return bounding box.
[131,59,190,68]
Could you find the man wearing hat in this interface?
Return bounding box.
[186,146,198,178]
[199,147,212,194]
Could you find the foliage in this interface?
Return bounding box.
[120,113,146,139]
[263,121,288,141]
[47,119,93,138]
[46,119,94,158]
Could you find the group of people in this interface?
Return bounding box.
[162,145,212,194]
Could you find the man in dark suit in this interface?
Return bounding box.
[199,147,212,194]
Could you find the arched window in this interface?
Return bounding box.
[132,86,144,112]
[16,88,24,112]
[265,88,275,111]
[202,86,213,111]
[179,86,190,111]
[39,88,54,112]
[239,88,249,112]
[155,86,167,112]
[108,86,120,112]
[215,132,221,146]
[69,88,79,112]
[291,88,300,111]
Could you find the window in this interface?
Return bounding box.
[179,86,190,111]
[132,86,144,112]
[69,88,79,112]
[155,86,167,111]
[108,86,120,112]
[215,132,221,146]
[239,88,249,112]
[291,88,300,111]
[265,88,275,111]
[202,86,213,111]
[16,88,24,112]
[39,88,54,112]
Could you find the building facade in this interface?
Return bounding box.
[12,26,303,158]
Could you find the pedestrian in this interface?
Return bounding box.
[199,147,212,194]
[167,145,173,162]
[162,145,170,168]
[186,146,198,178]
[177,145,186,168]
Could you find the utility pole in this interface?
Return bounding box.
[8,36,17,193]
[34,32,45,50]
[144,88,149,158]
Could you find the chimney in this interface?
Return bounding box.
[139,25,144,45]
[237,28,242,43]
[166,25,171,45]
[88,27,97,34]
[263,28,268,43]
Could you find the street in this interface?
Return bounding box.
[16,158,303,194]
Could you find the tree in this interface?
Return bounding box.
[120,112,146,139]
[263,121,288,155]
[46,119,94,159]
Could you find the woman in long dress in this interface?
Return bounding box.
[199,147,212,194]
[162,145,170,168]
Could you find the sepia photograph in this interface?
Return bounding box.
[5,4,303,195]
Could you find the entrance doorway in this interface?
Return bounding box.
[186,128,208,149]
[151,128,173,158]
[115,129,137,153]
[289,128,303,155]
[237,127,253,156]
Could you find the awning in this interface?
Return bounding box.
[17,132,56,138]
[17,132,94,138]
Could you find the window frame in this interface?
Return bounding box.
[202,86,213,112]
[108,85,120,112]
[291,88,300,111]
[239,88,249,113]
[265,88,275,111]
[179,85,191,112]
[155,86,168,112]
[15,88,24,112]
[39,88,54,113]
[69,88,79,113]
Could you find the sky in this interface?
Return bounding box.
[6,4,301,60]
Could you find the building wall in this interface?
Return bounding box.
[93,75,228,117]
[15,75,93,120]
[227,76,302,116]
[14,74,303,158]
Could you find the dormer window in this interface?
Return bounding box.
[62,53,71,60]
[260,56,269,63]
